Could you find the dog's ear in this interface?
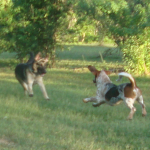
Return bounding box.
[32,52,41,73]
[88,65,99,75]
[43,56,49,64]
[35,52,41,61]
[104,70,112,75]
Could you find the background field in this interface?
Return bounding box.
[0,45,150,150]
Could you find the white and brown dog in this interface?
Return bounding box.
[83,65,147,120]
[15,52,49,100]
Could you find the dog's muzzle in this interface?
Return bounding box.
[41,73,46,77]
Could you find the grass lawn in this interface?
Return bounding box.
[0,45,150,150]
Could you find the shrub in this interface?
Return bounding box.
[122,28,150,75]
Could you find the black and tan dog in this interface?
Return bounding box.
[83,65,147,120]
[15,52,49,100]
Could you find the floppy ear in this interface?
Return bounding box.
[104,70,112,75]
[88,65,99,75]
[35,52,41,61]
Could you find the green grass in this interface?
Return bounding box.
[0,45,150,150]
[55,45,123,72]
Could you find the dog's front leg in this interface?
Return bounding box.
[83,97,97,103]
[37,77,49,100]
[92,101,105,107]
[83,97,105,107]
[91,96,105,107]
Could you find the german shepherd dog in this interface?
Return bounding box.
[15,52,49,100]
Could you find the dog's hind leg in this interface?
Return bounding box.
[21,82,28,96]
[27,74,34,97]
[137,95,147,117]
[17,78,28,96]
[124,98,136,120]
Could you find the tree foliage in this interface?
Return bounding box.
[0,0,14,52]
[0,0,150,73]
[86,0,150,46]
[77,0,150,74]
[56,0,103,44]
[100,0,150,74]
[0,0,72,65]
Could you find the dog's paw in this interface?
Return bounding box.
[127,118,133,121]
[142,113,147,117]
[29,94,33,97]
[127,116,133,120]
[83,99,88,103]
[142,109,147,117]
[92,103,99,107]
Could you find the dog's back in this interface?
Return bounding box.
[15,52,34,83]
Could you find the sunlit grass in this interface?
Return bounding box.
[0,45,149,149]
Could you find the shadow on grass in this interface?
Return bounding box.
[57,45,122,63]
[0,46,123,72]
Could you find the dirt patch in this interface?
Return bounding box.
[0,138,15,146]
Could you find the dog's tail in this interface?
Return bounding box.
[117,72,136,88]
[27,52,34,64]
